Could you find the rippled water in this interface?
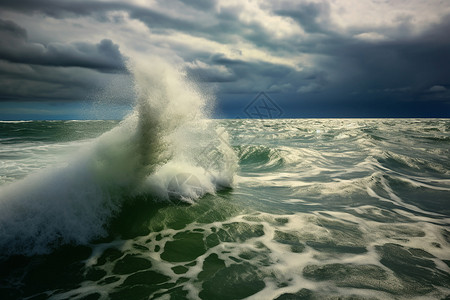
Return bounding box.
[1,119,449,300]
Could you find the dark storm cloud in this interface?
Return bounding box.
[0,18,27,38]
[0,0,200,31]
[0,0,128,19]
[0,19,126,72]
[204,4,450,117]
[129,9,198,33]
[275,1,331,34]
[0,59,134,104]
[0,60,103,101]
[0,18,129,104]
[0,0,215,21]
[0,0,294,59]
[0,0,279,48]
[192,53,325,98]
[0,0,449,116]
[313,15,450,101]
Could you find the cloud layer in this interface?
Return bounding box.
[0,19,125,72]
[0,0,449,117]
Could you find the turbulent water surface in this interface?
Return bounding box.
[0,118,449,300]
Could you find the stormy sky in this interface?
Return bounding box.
[0,0,449,119]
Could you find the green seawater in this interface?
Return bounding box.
[0,119,449,300]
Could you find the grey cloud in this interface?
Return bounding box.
[275,1,331,34]
[1,0,216,22]
[0,19,27,38]
[0,59,132,103]
[335,17,450,98]
[1,0,203,31]
[129,9,198,33]
[201,53,326,96]
[262,12,450,106]
[0,0,285,49]
[209,6,450,115]
[185,60,236,83]
[0,0,129,19]
[0,61,99,101]
[0,18,130,104]
[177,0,217,11]
[0,19,126,72]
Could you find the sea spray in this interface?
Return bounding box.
[130,58,237,200]
[0,58,237,256]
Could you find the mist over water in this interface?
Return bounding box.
[0,61,449,299]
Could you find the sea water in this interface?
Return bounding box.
[0,61,449,300]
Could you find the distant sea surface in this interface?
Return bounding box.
[1,119,449,300]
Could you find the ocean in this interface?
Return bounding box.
[1,61,449,300]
